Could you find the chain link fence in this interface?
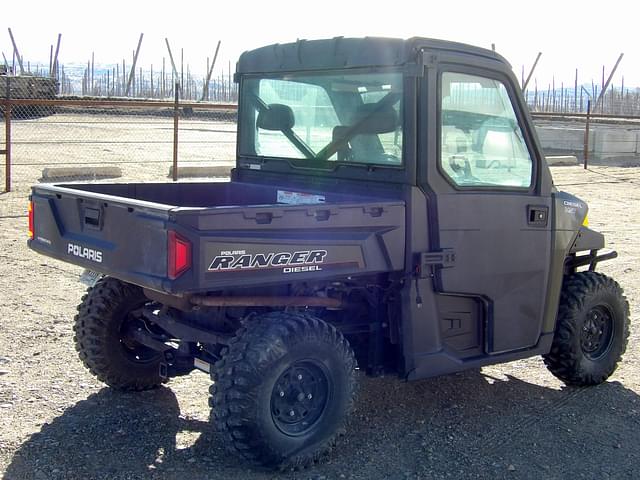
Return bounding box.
[1,95,237,197]
[2,90,640,206]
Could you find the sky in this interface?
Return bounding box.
[3,0,640,89]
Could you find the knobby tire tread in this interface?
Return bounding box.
[543,271,629,386]
[73,277,165,391]
[210,311,356,470]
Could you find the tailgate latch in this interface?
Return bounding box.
[83,207,102,230]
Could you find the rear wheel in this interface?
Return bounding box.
[211,312,356,469]
[543,272,629,386]
[73,277,165,391]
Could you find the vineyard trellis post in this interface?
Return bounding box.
[583,99,591,169]
[173,82,179,181]
[2,74,11,192]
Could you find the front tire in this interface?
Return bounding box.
[543,272,629,386]
[211,312,356,469]
[73,277,165,391]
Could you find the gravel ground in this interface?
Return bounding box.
[0,165,639,480]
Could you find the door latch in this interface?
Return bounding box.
[83,207,102,230]
[527,205,548,227]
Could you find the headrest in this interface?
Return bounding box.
[353,103,399,134]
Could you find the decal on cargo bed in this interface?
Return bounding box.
[208,250,327,273]
[277,190,325,205]
[67,243,103,263]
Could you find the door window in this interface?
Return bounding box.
[440,72,533,188]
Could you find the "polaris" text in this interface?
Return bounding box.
[67,243,103,263]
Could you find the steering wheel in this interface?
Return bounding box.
[449,155,478,182]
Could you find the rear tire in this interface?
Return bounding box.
[211,312,356,470]
[73,277,165,391]
[543,272,629,386]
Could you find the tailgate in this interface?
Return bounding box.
[28,184,171,291]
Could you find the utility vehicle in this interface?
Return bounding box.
[28,37,629,469]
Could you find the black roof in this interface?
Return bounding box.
[236,36,509,74]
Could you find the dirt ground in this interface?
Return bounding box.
[0,165,639,480]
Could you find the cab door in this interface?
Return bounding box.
[426,68,552,354]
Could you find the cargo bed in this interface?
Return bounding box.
[29,181,406,294]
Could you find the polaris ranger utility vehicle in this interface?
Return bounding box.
[28,37,629,469]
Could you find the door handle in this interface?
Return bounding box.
[527,205,548,227]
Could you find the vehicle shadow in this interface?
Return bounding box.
[3,385,234,480]
[4,370,640,480]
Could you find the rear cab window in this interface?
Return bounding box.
[239,71,404,167]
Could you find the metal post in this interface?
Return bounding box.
[173,82,179,181]
[593,53,624,113]
[583,100,591,169]
[522,52,542,92]
[52,34,62,81]
[165,39,180,94]
[7,28,24,75]
[201,40,221,101]
[125,33,144,97]
[4,104,11,192]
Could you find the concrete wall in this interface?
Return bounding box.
[535,126,589,153]
[534,121,640,163]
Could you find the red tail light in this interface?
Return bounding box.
[168,230,191,279]
[28,201,34,239]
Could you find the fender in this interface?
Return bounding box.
[569,226,605,254]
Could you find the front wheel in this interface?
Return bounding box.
[543,272,629,386]
[210,312,356,469]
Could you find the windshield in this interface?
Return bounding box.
[238,71,403,167]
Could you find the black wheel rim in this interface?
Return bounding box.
[271,360,330,436]
[118,305,162,364]
[580,305,615,360]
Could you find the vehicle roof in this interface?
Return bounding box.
[236,36,510,74]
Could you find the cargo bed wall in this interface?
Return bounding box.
[59,181,375,208]
[170,200,406,293]
[29,182,406,295]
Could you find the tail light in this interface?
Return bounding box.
[28,201,34,239]
[168,230,191,279]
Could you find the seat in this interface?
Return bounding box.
[332,126,351,161]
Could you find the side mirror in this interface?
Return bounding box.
[257,103,295,131]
